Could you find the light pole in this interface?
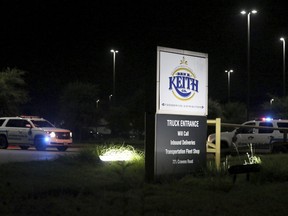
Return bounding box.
[241,9,257,120]
[96,99,100,109]
[280,37,286,97]
[110,49,118,104]
[270,98,274,115]
[225,69,234,102]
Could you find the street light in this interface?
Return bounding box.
[241,9,257,120]
[270,98,274,105]
[110,49,118,103]
[96,99,100,109]
[270,98,274,115]
[280,37,286,97]
[225,69,234,102]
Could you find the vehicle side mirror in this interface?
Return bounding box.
[25,124,32,128]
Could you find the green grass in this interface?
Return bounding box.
[1,146,288,215]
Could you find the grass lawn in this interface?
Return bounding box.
[1,146,288,216]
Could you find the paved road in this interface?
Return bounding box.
[0,146,80,164]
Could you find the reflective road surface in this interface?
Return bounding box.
[0,146,80,164]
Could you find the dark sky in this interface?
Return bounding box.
[1,0,288,115]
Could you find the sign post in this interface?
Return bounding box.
[154,46,208,178]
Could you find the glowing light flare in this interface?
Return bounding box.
[262,117,273,122]
[241,10,257,15]
[50,132,56,138]
[110,49,119,53]
[99,149,134,161]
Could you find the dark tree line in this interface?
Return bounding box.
[0,68,29,116]
[2,67,288,141]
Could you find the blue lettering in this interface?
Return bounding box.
[169,75,199,93]
[169,77,176,89]
[189,78,198,92]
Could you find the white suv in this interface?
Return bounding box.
[207,118,288,154]
[0,116,72,151]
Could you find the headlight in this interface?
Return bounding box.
[70,132,72,138]
[50,132,56,138]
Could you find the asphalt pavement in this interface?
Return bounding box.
[0,146,80,164]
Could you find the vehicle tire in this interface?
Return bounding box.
[20,145,30,150]
[57,146,68,151]
[34,137,47,151]
[0,135,8,149]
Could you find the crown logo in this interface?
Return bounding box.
[180,57,188,65]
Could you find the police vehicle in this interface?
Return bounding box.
[0,116,72,151]
[207,118,288,154]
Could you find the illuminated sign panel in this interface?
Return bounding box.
[157,46,208,116]
[152,46,208,178]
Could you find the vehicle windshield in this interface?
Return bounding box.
[31,120,55,128]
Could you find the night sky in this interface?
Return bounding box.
[1,0,288,117]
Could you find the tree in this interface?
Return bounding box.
[207,99,247,133]
[59,82,99,140]
[222,102,247,124]
[261,95,288,119]
[0,67,29,116]
[208,99,247,123]
[105,105,130,138]
[207,98,223,120]
[125,88,145,138]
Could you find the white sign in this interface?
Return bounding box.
[157,46,208,116]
